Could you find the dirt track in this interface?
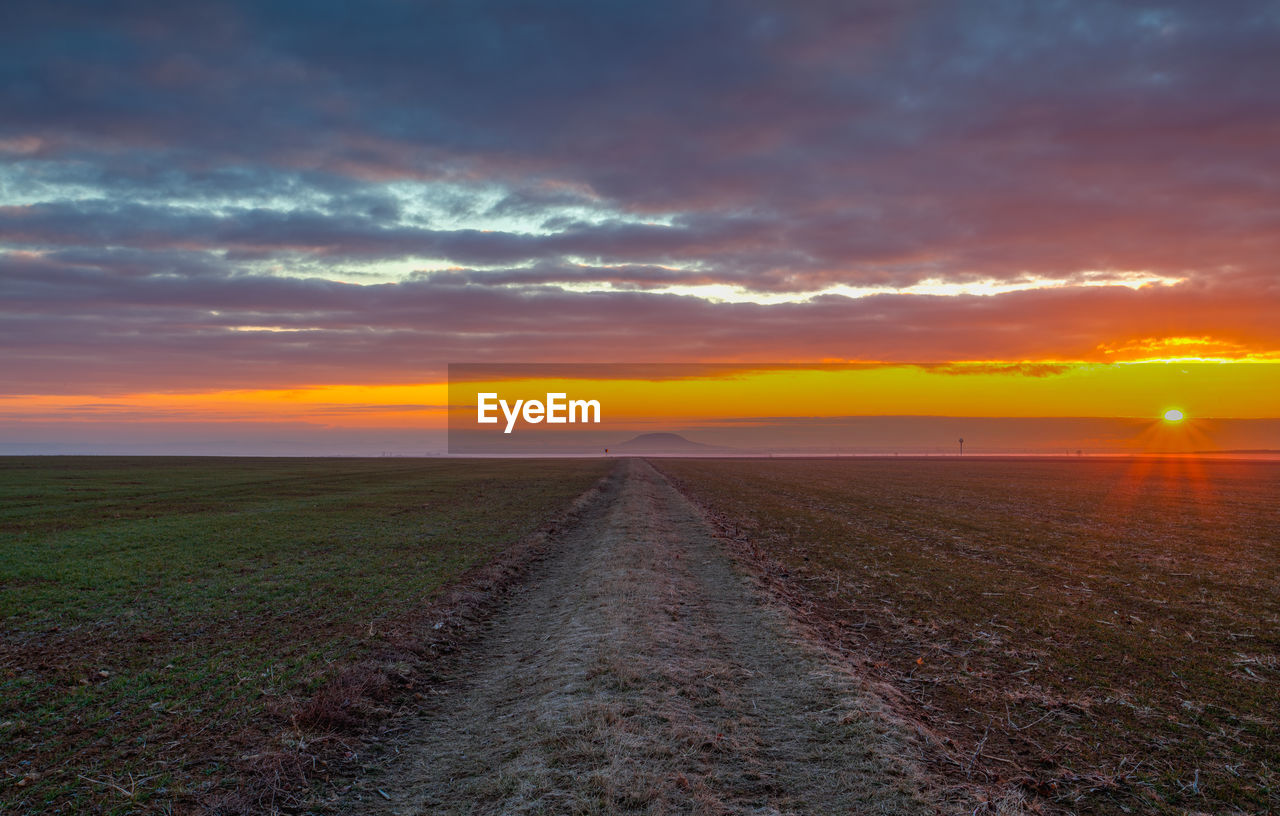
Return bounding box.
[342,459,941,815]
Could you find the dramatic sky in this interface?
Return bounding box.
[2,1,1278,452]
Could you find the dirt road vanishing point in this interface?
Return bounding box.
[342,459,947,815]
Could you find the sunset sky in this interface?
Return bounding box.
[3,2,1279,453]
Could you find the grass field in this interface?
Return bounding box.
[656,457,1279,815]
[0,456,610,814]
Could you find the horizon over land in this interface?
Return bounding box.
[7,360,1279,455]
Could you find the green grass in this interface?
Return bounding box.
[0,456,610,814]
[655,457,1280,815]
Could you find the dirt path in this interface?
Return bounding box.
[341,459,942,815]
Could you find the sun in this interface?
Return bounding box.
[1163,408,1185,422]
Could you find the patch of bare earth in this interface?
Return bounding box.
[338,459,959,815]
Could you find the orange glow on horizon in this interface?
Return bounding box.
[448,362,1280,424]
[2,361,1278,450]
[0,383,451,428]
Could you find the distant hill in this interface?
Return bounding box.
[613,432,724,454]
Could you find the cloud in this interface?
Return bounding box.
[2,0,1279,402]
[3,249,1279,395]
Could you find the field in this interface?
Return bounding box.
[4,455,1276,815]
[655,457,1279,814]
[0,456,610,814]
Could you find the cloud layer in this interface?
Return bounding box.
[3,1,1280,395]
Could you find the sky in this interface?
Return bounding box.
[2,1,1279,453]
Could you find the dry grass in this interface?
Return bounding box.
[339,459,948,815]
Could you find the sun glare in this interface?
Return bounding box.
[1163,408,1185,422]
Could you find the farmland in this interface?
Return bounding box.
[3,454,1276,815]
[655,457,1280,814]
[0,456,610,814]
